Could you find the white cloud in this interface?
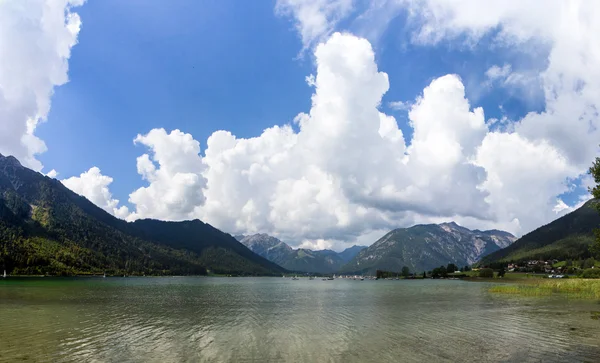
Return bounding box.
[485,63,542,103]
[298,239,334,251]
[195,33,410,244]
[275,0,354,52]
[552,199,570,214]
[404,0,600,165]
[0,0,84,172]
[473,132,577,236]
[388,100,412,111]
[62,167,129,218]
[121,34,494,250]
[127,128,207,222]
[45,169,58,179]
[581,173,596,193]
[485,64,512,82]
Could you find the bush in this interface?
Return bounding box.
[583,258,596,269]
[579,268,600,278]
[479,268,494,278]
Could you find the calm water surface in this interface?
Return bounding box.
[1,277,599,362]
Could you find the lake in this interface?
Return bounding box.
[0,277,599,362]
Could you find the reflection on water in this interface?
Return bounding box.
[0,277,599,362]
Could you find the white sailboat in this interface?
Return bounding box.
[3,270,6,278]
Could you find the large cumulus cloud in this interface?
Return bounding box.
[121,33,535,249]
[61,1,600,250]
[0,0,84,172]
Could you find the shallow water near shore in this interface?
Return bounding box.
[1,277,599,362]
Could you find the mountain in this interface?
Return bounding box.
[238,234,366,274]
[235,233,293,267]
[0,153,285,276]
[337,245,368,263]
[480,199,600,265]
[341,222,516,274]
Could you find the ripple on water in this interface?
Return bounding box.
[1,278,599,363]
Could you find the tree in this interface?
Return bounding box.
[432,266,448,278]
[446,263,457,273]
[478,268,494,278]
[583,257,596,269]
[463,265,471,272]
[422,271,427,279]
[589,154,600,258]
[497,267,506,278]
[401,266,410,277]
[376,270,398,279]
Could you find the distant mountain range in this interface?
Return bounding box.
[0,154,285,276]
[480,199,600,265]
[3,153,596,277]
[341,222,516,274]
[236,234,366,274]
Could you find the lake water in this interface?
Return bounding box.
[0,277,599,362]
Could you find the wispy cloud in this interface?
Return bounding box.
[388,100,412,111]
[275,0,354,53]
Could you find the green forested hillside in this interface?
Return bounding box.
[0,154,285,276]
[480,199,600,265]
[132,219,285,275]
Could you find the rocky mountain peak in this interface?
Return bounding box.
[239,233,292,252]
[342,222,517,274]
[0,154,23,168]
[239,233,366,274]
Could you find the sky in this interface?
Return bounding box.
[1,0,599,251]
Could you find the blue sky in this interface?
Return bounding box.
[39,0,312,201]
[3,0,598,249]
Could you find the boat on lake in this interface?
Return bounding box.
[2,270,6,278]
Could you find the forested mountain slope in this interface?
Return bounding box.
[0,154,284,276]
[480,199,600,265]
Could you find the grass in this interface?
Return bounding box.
[502,272,547,280]
[489,279,600,299]
[462,271,547,280]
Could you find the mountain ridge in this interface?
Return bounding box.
[237,234,366,273]
[0,154,285,276]
[480,199,599,265]
[341,222,516,274]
